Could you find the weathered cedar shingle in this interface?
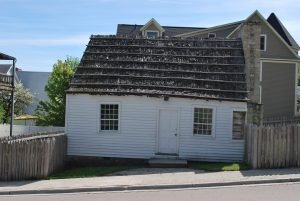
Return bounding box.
[67,36,247,102]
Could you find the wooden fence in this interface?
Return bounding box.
[263,116,300,125]
[0,125,65,137]
[0,132,67,181]
[245,124,300,169]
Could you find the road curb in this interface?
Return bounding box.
[1,178,300,195]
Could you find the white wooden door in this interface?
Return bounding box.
[158,109,178,154]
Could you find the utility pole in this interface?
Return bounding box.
[9,59,16,137]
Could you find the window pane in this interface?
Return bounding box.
[146,31,158,39]
[100,104,119,131]
[193,107,213,135]
[260,35,266,50]
[232,111,246,140]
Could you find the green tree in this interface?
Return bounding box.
[35,56,79,126]
[0,103,5,123]
[0,83,33,123]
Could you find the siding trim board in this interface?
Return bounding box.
[260,58,299,63]
[259,86,262,104]
[295,63,298,116]
[259,60,262,82]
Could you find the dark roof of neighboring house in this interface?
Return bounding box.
[67,36,247,102]
[0,64,12,74]
[0,52,15,60]
[175,20,244,38]
[0,64,13,90]
[267,13,300,51]
[117,24,205,37]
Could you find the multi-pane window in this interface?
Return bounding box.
[146,31,158,39]
[260,35,266,51]
[100,104,119,131]
[208,33,216,38]
[232,111,246,140]
[193,108,213,135]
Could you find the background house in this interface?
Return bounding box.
[16,71,50,114]
[175,11,299,119]
[0,64,50,115]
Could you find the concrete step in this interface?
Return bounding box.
[148,159,188,168]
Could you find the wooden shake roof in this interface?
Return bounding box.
[67,36,247,102]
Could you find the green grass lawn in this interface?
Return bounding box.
[48,162,251,179]
[189,162,251,172]
[48,166,139,179]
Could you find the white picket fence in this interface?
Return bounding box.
[0,125,65,137]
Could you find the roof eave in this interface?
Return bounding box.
[175,20,244,38]
[66,91,248,102]
[0,52,16,61]
[140,18,165,32]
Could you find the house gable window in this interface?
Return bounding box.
[146,31,159,39]
[208,33,216,38]
[100,104,119,131]
[140,18,165,38]
[193,108,213,135]
[260,34,267,51]
[232,111,246,140]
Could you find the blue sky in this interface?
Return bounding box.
[1,0,299,72]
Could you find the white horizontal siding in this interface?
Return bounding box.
[66,95,247,161]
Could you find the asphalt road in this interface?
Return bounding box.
[1,182,300,201]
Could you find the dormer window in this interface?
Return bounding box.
[260,34,267,51]
[140,18,165,38]
[208,33,216,38]
[146,31,159,39]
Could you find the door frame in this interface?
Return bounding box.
[155,108,180,155]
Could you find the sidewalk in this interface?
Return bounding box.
[1,168,300,195]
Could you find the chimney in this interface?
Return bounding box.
[240,20,263,125]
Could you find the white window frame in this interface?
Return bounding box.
[98,102,121,134]
[231,109,247,141]
[260,34,267,51]
[208,33,216,38]
[145,30,160,38]
[192,105,216,138]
